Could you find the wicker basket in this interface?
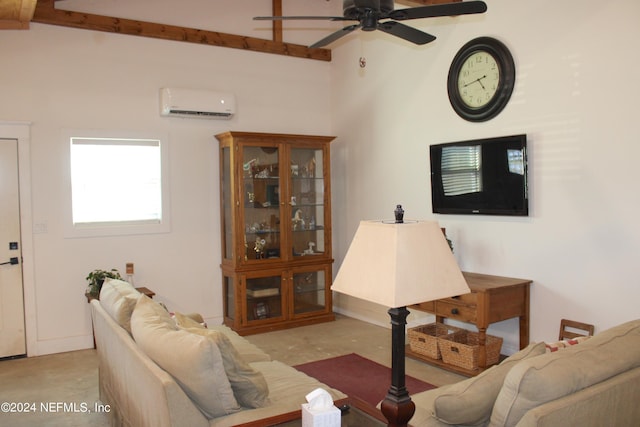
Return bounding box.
[439,330,503,371]
[408,323,464,360]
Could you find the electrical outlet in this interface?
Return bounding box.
[126,263,134,275]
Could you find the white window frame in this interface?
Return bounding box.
[64,129,171,238]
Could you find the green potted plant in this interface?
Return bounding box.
[86,268,122,298]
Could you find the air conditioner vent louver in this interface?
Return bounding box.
[160,88,235,120]
[168,109,232,118]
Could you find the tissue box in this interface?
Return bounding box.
[302,403,341,427]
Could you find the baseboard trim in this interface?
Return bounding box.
[333,307,390,329]
[32,335,94,357]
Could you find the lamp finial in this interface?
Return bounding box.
[394,204,404,224]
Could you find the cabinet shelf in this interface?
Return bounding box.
[218,131,335,335]
[292,226,324,232]
[244,176,280,180]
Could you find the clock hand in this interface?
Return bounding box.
[463,75,488,89]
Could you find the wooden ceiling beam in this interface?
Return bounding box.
[31,0,331,62]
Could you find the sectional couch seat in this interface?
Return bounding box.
[409,318,640,427]
[91,279,346,427]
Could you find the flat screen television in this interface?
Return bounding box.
[430,134,528,216]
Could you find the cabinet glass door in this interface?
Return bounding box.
[289,148,326,258]
[245,274,283,323]
[292,267,328,316]
[221,146,233,261]
[242,145,282,262]
[223,275,235,321]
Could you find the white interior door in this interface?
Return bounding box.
[0,138,26,358]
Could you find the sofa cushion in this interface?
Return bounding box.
[183,326,269,408]
[209,360,347,427]
[131,296,241,418]
[99,278,140,333]
[489,319,640,427]
[430,341,546,425]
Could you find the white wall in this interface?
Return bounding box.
[2,0,639,357]
[330,0,640,353]
[0,0,338,355]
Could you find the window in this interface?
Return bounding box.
[66,132,170,237]
[441,145,482,196]
[507,148,525,175]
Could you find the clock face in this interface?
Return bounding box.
[457,51,500,108]
[447,37,515,122]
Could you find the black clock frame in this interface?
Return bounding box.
[447,37,515,122]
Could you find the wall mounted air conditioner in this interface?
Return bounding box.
[160,88,236,119]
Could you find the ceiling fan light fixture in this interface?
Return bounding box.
[361,10,379,31]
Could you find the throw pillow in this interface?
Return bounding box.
[98,278,140,333]
[179,320,271,364]
[432,342,546,425]
[544,336,590,352]
[131,296,240,418]
[183,326,269,408]
[173,311,207,329]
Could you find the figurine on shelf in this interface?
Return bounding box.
[255,169,269,179]
[254,237,266,259]
[292,209,305,230]
[303,242,316,255]
[243,158,258,177]
[307,158,316,177]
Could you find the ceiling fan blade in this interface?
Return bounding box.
[387,1,487,21]
[377,21,436,45]
[309,24,362,48]
[254,15,351,21]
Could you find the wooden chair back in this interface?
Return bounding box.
[559,319,594,340]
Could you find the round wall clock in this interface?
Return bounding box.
[447,37,515,122]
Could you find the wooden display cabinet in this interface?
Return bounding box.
[216,131,335,335]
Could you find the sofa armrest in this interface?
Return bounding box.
[91,300,209,427]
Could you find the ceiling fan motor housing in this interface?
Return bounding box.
[343,0,395,19]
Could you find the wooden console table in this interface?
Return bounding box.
[407,272,531,376]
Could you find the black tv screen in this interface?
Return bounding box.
[430,134,528,216]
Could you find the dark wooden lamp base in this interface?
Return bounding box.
[380,306,416,427]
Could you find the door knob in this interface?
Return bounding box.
[0,257,19,266]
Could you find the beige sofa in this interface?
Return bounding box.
[91,279,346,427]
[409,319,640,427]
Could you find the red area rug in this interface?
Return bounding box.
[293,353,436,407]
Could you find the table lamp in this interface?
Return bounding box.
[332,206,470,427]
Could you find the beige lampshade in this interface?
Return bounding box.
[332,220,470,308]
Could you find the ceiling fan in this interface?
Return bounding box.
[254,0,487,49]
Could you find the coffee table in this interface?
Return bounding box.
[236,396,390,427]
